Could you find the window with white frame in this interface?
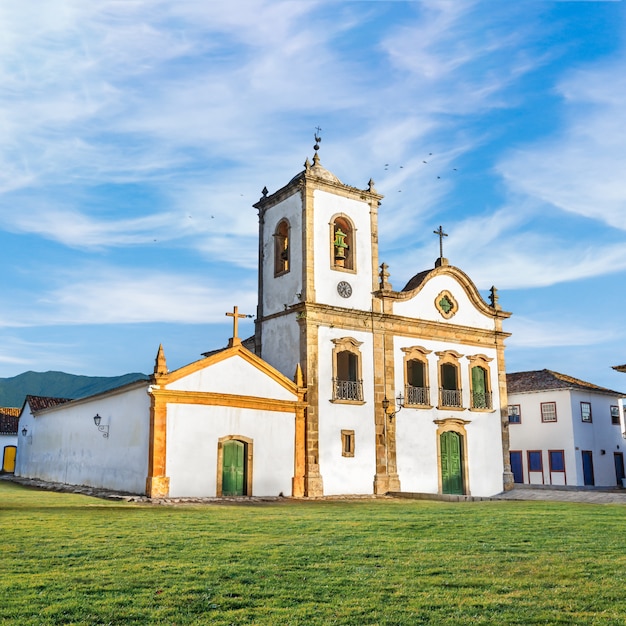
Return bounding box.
[580,402,592,423]
[611,406,620,425]
[508,405,521,424]
[541,402,557,422]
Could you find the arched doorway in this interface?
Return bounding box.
[217,436,253,497]
[435,418,470,495]
[440,431,464,495]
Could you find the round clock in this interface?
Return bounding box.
[337,281,352,298]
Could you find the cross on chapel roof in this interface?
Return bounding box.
[226,306,253,347]
[433,225,449,267]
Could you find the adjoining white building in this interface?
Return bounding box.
[1,407,20,473]
[15,146,513,498]
[507,370,626,487]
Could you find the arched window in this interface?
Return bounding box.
[467,355,494,410]
[402,346,432,407]
[330,215,355,271]
[331,337,364,402]
[274,219,290,276]
[436,350,464,409]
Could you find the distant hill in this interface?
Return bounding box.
[0,370,149,409]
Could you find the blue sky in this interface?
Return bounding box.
[0,0,625,392]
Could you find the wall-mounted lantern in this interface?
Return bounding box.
[93,414,109,439]
[21,427,28,437]
[382,393,405,421]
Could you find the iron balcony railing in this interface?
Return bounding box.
[471,390,493,410]
[333,379,364,402]
[439,388,463,408]
[405,385,430,406]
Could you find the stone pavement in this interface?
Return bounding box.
[493,485,626,504]
[3,474,626,505]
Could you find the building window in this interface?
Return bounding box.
[330,215,355,271]
[580,402,592,423]
[436,350,464,409]
[541,402,557,422]
[331,337,364,402]
[528,450,543,472]
[402,346,431,407]
[274,219,290,276]
[508,405,521,424]
[467,355,493,410]
[611,406,620,425]
[341,430,355,457]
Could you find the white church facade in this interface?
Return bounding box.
[15,147,513,498]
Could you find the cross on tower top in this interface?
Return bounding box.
[433,225,448,260]
[226,306,252,347]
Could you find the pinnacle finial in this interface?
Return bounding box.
[490,286,501,310]
[154,344,168,379]
[261,186,268,198]
[379,263,392,291]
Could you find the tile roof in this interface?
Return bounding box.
[507,369,625,396]
[0,407,20,417]
[613,364,626,373]
[26,395,73,413]
[0,412,19,434]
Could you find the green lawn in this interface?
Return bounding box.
[2,482,626,625]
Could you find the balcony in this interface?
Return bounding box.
[471,390,493,410]
[405,385,430,406]
[439,388,463,408]
[333,379,364,402]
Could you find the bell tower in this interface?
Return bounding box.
[253,138,384,496]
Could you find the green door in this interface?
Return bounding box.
[441,431,464,495]
[222,440,246,496]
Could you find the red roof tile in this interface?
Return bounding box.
[26,395,72,413]
[507,369,624,396]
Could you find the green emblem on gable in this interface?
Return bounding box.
[439,296,453,313]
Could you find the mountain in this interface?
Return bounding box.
[0,370,149,409]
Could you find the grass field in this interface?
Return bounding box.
[2,482,626,625]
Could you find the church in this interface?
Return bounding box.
[15,146,513,498]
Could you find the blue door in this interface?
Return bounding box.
[510,451,523,483]
[582,451,594,486]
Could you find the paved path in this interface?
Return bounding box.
[494,486,626,504]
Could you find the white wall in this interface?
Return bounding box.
[262,193,303,317]
[168,354,295,400]
[15,384,150,494]
[313,189,374,311]
[317,325,377,495]
[393,274,495,331]
[260,313,301,381]
[166,404,295,498]
[394,335,504,497]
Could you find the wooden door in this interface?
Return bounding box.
[510,451,523,483]
[614,453,625,486]
[582,451,594,486]
[441,431,464,495]
[2,446,16,473]
[222,440,246,496]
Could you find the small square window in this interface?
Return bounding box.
[341,430,355,457]
[508,405,521,424]
[541,402,557,422]
[611,406,620,425]
[581,402,592,423]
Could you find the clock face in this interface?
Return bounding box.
[337,281,352,298]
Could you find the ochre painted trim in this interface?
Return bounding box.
[151,389,306,413]
[164,343,300,397]
[146,393,169,498]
